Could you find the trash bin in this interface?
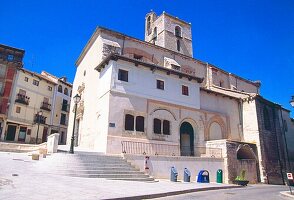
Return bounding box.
[197,170,210,183]
[217,169,223,183]
[184,168,191,182]
[170,167,178,182]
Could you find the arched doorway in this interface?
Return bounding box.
[180,122,194,156]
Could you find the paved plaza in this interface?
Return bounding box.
[0,151,292,200]
[0,151,239,199]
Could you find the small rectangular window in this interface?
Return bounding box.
[163,120,170,135]
[182,85,189,96]
[136,116,144,132]
[157,80,164,90]
[33,79,39,86]
[125,114,134,131]
[118,69,128,82]
[133,54,143,60]
[48,86,52,91]
[16,106,21,113]
[153,118,161,134]
[24,77,29,82]
[60,113,66,125]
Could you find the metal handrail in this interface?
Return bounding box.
[121,141,222,158]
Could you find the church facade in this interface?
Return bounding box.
[67,11,294,184]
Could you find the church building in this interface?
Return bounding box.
[67,11,294,184]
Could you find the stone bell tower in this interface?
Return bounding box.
[145,11,193,57]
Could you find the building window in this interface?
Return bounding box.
[33,79,39,86]
[153,27,157,41]
[219,80,224,87]
[133,54,143,60]
[84,70,86,76]
[62,99,68,112]
[58,85,62,93]
[153,118,161,134]
[263,107,271,131]
[64,88,68,95]
[177,39,180,51]
[60,113,66,125]
[135,116,144,132]
[147,16,151,35]
[182,85,189,96]
[118,69,128,82]
[125,114,134,131]
[157,80,164,90]
[24,77,29,82]
[163,120,170,135]
[175,26,182,37]
[16,106,21,113]
[48,86,52,91]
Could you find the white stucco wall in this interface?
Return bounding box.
[124,154,224,182]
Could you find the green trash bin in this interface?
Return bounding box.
[217,169,223,183]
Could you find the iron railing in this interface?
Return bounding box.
[15,93,30,105]
[121,141,222,158]
[40,102,51,111]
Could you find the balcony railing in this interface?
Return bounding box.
[34,114,46,124]
[40,102,51,111]
[15,93,30,105]
[121,141,222,158]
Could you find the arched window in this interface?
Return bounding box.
[177,39,181,51]
[136,116,144,132]
[64,88,68,95]
[263,107,271,130]
[175,26,182,37]
[209,122,222,140]
[147,16,151,35]
[153,27,157,40]
[153,118,161,134]
[58,85,62,93]
[125,114,134,131]
[163,120,170,135]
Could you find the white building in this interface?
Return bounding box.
[67,11,294,184]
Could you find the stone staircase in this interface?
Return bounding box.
[37,152,154,182]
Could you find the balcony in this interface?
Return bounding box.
[40,102,51,111]
[34,114,46,124]
[15,93,30,105]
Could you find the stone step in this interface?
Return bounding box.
[53,170,143,175]
[108,177,155,182]
[50,166,138,171]
[60,173,150,179]
[43,163,133,168]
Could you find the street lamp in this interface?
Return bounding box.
[69,94,81,154]
[290,96,294,107]
[35,110,43,144]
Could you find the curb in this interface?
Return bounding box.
[105,185,243,200]
[280,191,294,199]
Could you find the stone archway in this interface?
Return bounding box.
[180,122,194,156]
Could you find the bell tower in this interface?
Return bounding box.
[144,11,193,57]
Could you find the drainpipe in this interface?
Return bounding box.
[238,98,244,141]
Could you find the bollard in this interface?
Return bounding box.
[217,169,223,183]
[170,167,178,182]
[184,168,191,182]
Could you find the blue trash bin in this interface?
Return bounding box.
[170,167,178,182]
[197,170,210,183]
[184,168,191,182]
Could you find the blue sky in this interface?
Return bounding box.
[1,0,294,114]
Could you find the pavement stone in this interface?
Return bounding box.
[280,191,294,199]
[0,151,240,200]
